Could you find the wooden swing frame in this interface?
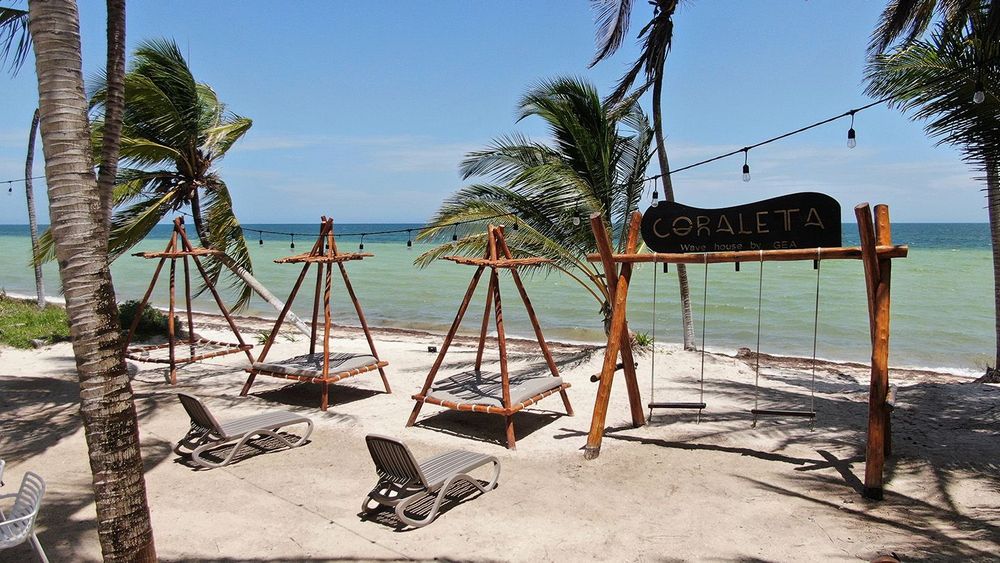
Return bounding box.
[123,217,255,384]
[406,225,574,449]
[240,217,390,411]
[585,203,906,500]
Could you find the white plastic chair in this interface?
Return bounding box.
[0,471,48,562]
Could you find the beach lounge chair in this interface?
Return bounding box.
[0,471,48,563]
[361,434,501,528]
[175,393,314,469]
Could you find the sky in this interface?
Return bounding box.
[0,1,988,224]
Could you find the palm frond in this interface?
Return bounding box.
[108,189,180,260]
[0,6,30,75]
[199,179,254,311]
[590,0,634,67]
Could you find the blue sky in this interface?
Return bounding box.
[0,1,986,223]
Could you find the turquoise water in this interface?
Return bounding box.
[0,223,992,375]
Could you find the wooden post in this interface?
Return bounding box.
[875,205,894,459]
[474,272,495,372]
[167,256,177,384]
[857,203,892,500]
[585,212,643,458]
[309,260,323,355]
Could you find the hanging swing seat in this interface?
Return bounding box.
[648,401,707,410]
[751,408,816,418]
[407,225,573,449]
[417,370,570,415]
[250,352,388,384]
[126,338,252,364]
[241,217,390,411]
[123,217,255,384]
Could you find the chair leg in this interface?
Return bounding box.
[321,381,329,411]
[559,389,574,416]
[504,415,516,450]
[406,401,424,427]
[30,532,48,563]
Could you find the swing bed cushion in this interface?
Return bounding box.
[423,371,569,413]
[251,352,387,382]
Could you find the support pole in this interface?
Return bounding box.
[857,203,892,500]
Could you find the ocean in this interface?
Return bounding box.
[0,222,992,376]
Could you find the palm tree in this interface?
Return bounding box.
[416,77,653,328]
[866,5,1000,375]
[26,0,156,559]
[589,0,697,350]
[24,108,44,308]
[82,38,309,335]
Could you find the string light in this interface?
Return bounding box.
[289,234,295,249]
[358,235,365,251]
[650,178,659,207]
[258,232,263,245]
[512,219,519,231]
[974,78,985,104]
[406,229,412,248]
[742,149,751,182]
[452,225,458,241]
[847,110,857,149]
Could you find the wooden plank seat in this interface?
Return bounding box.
[415,370,570,415]
[126,338,252,364]
[251,352,388,384]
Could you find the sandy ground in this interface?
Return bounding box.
[1,313,998,562]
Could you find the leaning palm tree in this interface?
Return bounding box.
[866,5,1000,374]
[65,38,304,334]
[416,77,653,328]
[589,0,697,350]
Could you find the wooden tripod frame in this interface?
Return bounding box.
[406,225,574,449]
[240,217,389,411]
[585,204,906,500]
[123,217,254,384]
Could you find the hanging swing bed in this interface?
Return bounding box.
[584,196,907,501]
[123,217,255,384]
[240,217,390,411]
[406,225,573,449]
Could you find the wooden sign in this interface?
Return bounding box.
[640,192,842,253]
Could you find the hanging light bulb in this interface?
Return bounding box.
[290,234,295,249]
[407,229,413,248]
[512,218,519,231]
[359,235,365,251]
[651,178,659,207]
[7,185,11,194]
[258,231,263,246]
[452,225,458,242]
[847,111,857,149]
[742,149,751,182]
[572,215,581,226]
[974,78,986,104]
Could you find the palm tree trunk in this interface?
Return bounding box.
[28,1,156,560]
[652,72,696,350]
[188,191,312,337]
[95,0,125,238]
[24,108,44,309]
[987,159,1000,371]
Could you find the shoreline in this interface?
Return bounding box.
[4,290,984,380]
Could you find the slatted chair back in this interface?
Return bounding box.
[365,435,428,488]
[0,472,45,548]
[177,393,224,435]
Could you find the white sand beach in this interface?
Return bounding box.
[1,314,998,561]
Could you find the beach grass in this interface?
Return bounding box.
[0,293,70,348]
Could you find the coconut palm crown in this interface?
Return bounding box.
[866,6,1000,368]
[90,38,255,308]
[415,77,652,321]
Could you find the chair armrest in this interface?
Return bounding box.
[0,509,39,527]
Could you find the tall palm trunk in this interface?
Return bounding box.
[28,1,156,560]
[987,159,1000,372]
[188,190,311,337]
[652,72,696,350]
[24,108,44,308]
[96,0,125,238]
